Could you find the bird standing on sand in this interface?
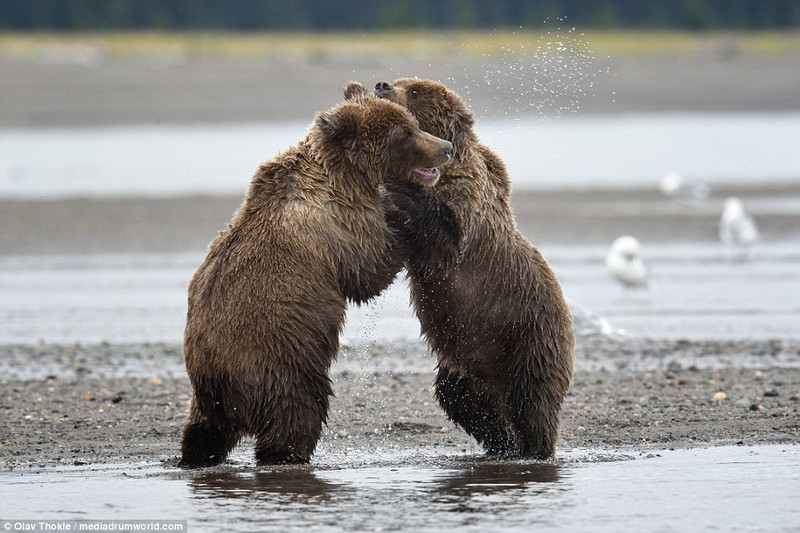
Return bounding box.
[659,172,710,202]
[606,236,648,289]
[719,197,759,261]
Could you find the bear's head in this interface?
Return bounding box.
[309,89,452,187]
[365,78,475,164]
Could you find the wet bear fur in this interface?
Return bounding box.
[351,78,575,459]
[179,91,452,467]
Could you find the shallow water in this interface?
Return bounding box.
[2,240,799,346]
[2,113,800,199]
[1,445,797,532]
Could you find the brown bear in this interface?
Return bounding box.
[351,78,575,459]
[179,90,453,467]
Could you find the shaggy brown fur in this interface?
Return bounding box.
[179,92,452,468]
[362,78,575,459]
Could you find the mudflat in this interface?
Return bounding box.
[2,184,800,256]
[1,339,798,469]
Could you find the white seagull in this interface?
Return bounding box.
[719,197,759,261]
[606,236,648,289]
[659,172,710,203]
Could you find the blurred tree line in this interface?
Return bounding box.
[1,0,799,31]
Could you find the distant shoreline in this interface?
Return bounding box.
[2,31,800,127]
[4,30,800,58]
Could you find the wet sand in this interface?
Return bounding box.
[2,184,800,256]
[1,339,798,469]
[1,45,799,470]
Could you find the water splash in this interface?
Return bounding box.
[447,18,610,121]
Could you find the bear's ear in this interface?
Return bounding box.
[314,105,359,147]
[344,81,368,101]
[446,100,476,162]
[450,99,475,131]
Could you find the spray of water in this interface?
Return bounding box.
[447,18,611,121]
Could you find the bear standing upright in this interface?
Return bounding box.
[179,91,452,467]
[361,78,575,459]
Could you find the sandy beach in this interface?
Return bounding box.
[1,39,799,472]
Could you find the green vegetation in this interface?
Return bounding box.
[2,30,800,60]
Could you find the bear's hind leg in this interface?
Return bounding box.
[179,402,241,468]
[254,443,313,465]
[435,365,517,456]
[509,386,563,460]
[253,368,332,465]
[253,411,324,465]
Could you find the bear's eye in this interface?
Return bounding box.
[410,89,419,98]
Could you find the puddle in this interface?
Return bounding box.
[1,445,797,532]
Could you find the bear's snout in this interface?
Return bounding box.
[429,136,453,163]
[443,140,453,161]
[420,131,453,166]
[417,134,453,179]
[375,81,393,95]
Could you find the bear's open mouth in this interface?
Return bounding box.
[413,167,441,182]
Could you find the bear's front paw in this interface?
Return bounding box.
[383,178,424,218]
